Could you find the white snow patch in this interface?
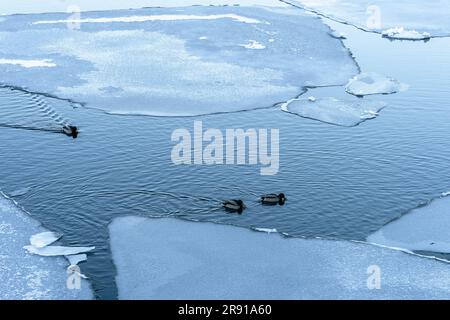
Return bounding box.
[0,58,56,68]
[30,231,61,248]
[110,216,450,299]
[368,194,450,253]
[0,222,14,234]
[346,72,406,96]
[240,40,266,49]
[33,14,263,25]
[254,227,278,233]
[382,27,431,41]
[24,245,95,257]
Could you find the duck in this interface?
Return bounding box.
[62,125,78,139]
[222,199,245,214]
[261,193,286,205]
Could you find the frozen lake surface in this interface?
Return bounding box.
[0,6,357,116]
[110,216,450,299]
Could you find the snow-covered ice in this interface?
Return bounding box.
[33,14,264,25]
[0,192,92,299]
[382,27,431,41]
[24,245,95,257]
[286,0,450,37]
[368,194,450,254]
[345,72,406,96]
[281,95,385,127]
[0,1,286,15]
[0,58,56,68]
[110,216,450,299]
[240,40,266,49]
[253,227,278,233]
[30,231,61,248]
[0,6,358,116]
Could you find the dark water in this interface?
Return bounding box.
[1,17,450,299]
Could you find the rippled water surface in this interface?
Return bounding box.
[1,15,450,299]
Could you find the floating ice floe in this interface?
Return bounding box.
[285,0,450,37]
[281,95,385,127]
[345,72,406,96]
[27,232,91,278]
[253,227,277,233]
[0,6,358,116]
[0,58,56,68]
[66,253,87,266]
[66,254,88,279]
[24,245,95,257]
[240,40,266,49]
[30,231,61,248]
[0,192,92,299]
[32,14,264,25]
[382,27,431,41]
[110,216,450,299]
[368,194,450,254]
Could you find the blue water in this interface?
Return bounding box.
[1,13,450,299]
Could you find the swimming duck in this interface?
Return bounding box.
[62,125,78,139]
[261,193,286,205]
[222,199,245,214]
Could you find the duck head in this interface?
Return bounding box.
[278,193,286,205]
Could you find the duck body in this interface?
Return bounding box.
[222,199,245,214]
[261,193,286,205]
[62,125,78,139]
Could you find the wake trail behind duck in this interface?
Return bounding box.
[0,87,77,137]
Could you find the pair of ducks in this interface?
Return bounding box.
[223,193,286,214]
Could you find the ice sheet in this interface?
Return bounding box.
[0,6,358,116]
[368,195,450,254]
[281,95,385,127]
[0,192,92,299]
[30,231,61,248]
[285,0,450,37]
[0,58,56,68]
[110,216,450,299]
[0,1,286,15]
